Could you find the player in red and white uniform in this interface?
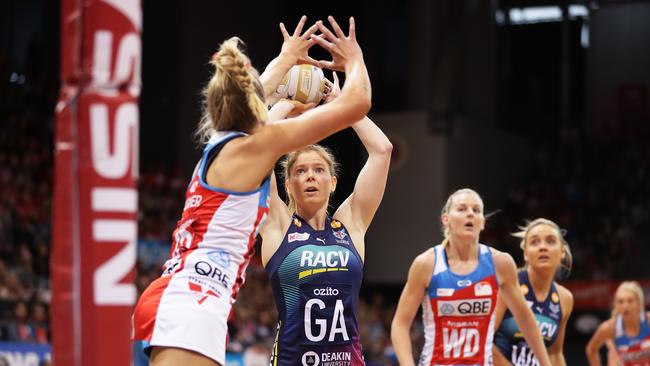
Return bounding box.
[133,16,372,366]
[587,281,650,366]
[391,189,552,366]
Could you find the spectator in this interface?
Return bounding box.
[5,301,34,342]
[30,302,49,344]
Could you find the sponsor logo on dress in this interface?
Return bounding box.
[194,260,230,288]
[302,351,352,366]
[474,282,492,296]
[641,339,650,348]
[302,351,320,366]
[298,250,350,279]
[332,229,349,245]
[312,286,340,296]
[188,280,221,305]
[551,292,560,303]
[207,249,230,268]
[437,288,455,297]
[440,303,455,315]
[457,279,472,287]
[437,299,492,317]
[288,232,310,243]
[333,229,347,240]
[549,303,560,318]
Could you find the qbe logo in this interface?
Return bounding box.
[194,261,230,288]
[302,351,320,366]
[437,299,492,317]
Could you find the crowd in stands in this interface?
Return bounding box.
[483,123,650,280]
[0,56,55,344]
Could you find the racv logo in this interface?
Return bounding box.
[300,250,349,267]
[298,249,350,279]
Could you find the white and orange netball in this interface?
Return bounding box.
[272,64,326,105]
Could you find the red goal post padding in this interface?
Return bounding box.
[53,1,141,365]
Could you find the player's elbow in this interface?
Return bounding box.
[390,317,406,339]
[344,88,371,119]
[351,97,371,122]
[378,138,393,156]
[585,342,598,359]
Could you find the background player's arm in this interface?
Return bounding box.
[260,172,291,266]
[586,318,616,366]
[492,295,514,366]
[494,251,552,366]
[606,339,621,366]
[259,16,320,100]
[334,116,392,258]
[391,250,433,366]
[548,284,574,366]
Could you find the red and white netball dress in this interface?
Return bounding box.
[133,131,270,364]
[614,313,650,366]
[420,244,499,366]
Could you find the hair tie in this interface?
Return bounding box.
[212,52,220,62]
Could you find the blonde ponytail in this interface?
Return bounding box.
[196,37,267,143]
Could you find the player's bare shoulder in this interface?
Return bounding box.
[414,247,436,270]
[555,282,574,315]
[409,247,436,287]
[489,247,516,268]
[598,316,617,336]
[488,248,517,287]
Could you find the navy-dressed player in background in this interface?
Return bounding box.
[493,218,574,366]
